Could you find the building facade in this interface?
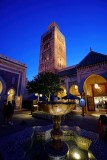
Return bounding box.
[59,50,107,112]
[0,54,27,110]
[38,22,66,73]
[39,22,107,112]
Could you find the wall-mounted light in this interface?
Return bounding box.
[75,85,78,89]
[64,89,66,93]
[94,76,99,89]
[94,83,99,89]
[8,91,10,95]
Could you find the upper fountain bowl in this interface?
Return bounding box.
[38,101,76,115]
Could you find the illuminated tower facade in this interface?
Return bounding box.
[38,22,66,73]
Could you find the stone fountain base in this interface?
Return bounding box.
[44,140,68,160]
[38,102,75,160]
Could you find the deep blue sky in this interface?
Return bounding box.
[0,0,107,80]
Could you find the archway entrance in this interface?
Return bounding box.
[58,86,66,99]
[84,74,107,111]
[7,89,15,103]
[69,84,80,96]
[69,84,80,109]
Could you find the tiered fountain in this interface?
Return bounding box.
[38,101,76,160]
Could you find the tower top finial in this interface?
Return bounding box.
[90,47,92,52]
[48,22,59,30]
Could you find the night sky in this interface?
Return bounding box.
[0,0,107,80]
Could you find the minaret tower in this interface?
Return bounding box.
[38,22,66,73]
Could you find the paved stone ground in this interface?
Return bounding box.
[0,110,107,160]
[0,110,52,137]
[0,110,99,137]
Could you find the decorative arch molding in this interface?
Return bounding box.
[99,72,107,80]
[0,81,2,94]
[78,77,86,93]
[83,74,106,96]
[78,73,107,93]
[0,76,6,97]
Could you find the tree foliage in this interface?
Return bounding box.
[27,72,63,101]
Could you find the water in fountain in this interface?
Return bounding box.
[24,125,96,160]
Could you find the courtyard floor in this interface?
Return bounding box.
[0,109,106,137]
[0,109,107,160]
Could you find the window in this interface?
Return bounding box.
[44,43,50,50]
[43,32,52,43]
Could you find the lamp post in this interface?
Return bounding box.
[35,93,42,111]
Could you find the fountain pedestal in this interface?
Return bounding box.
[45,115,68,160]
[51,115,63,150]
[38,102,75,160]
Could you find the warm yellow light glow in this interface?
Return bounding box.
[39,94,42,97]
[35,93,38,96]
[75,85,78,89]
[56,107,61,112]
[73,152,81,159]
[0,81,3,94]
[67,150,69,157]
[88,152,96,159]
[53,106,61,113]
[64,89,66,93]
[94,83,99,89]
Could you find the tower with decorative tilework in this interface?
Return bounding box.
[38,22,66,73]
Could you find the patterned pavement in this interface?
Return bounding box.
[0,110,107,160]
[0,110,52,137]
[0,110,100,137]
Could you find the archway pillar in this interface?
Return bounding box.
[65,77,69,94]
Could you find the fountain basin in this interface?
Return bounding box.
[38,101,76,159]
[26,125,97,160]
[38,101,76,115]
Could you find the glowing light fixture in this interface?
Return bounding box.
[94,76,99,89]
[75,85,78,89]
[64,89,66,93]
[35,93,42,102]
[53,106,61,113]
[39,94,42,97]
[73,152,81,159]
[94,83,99,89]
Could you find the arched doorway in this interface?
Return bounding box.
[58,86,66,99]
[69,84,80,109]
[7,89,15,103]
[69,84,80,96]
[84,74,107,111]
